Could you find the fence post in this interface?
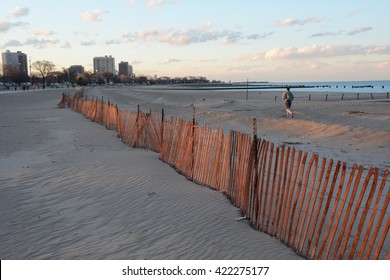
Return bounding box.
[191,104,196,180]
[249,118,258,219]
[135,105,140,148]
[161,107,165,152]
[192,104,196,133]
[99,96,104,125]
[116,104,122,138]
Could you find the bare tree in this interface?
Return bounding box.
[32,60,55,88]
[83,71,93,85]
[101,72,114,84]
[0,63,3,85]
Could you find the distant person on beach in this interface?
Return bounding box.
[282,87,294,118]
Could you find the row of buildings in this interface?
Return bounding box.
[92,55,133,77]
[1,50,134,80]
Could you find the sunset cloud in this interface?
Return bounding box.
[348,9,363,17]
[131,60,142,65]
[123,25,271,45]
[105,39,123,45]
[12,6,29,17]
[80,40,97,46]
[31,29,55,36]
[0,20,28,33]
[347,26,372,36]
[310,31,342,37]
[146,0,178,8]
[25,38,60,49]
[1,38,60,49]
[61,41,71,49]
[0,20,11,32]
[160,58,181,64]
[1,39,23,48]
[275,15,323,27]
[237,44,390,61]
[80,9,108,22]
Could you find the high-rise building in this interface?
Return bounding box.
[128,65,133,76]
[118,61,128,76]
[93,55,115,76]
[69,65,84,75]
[1,50,28,76]
[118,61,134,77]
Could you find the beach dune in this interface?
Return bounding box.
[0,90,301,259]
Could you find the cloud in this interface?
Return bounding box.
[61,41,71,49]
[0,19,28,33]
[24,38,60,48]
[146,0,178,8]
[198,58,217,63]
[131,60,142,65]
[160,58,181,65]
[374,61,390,70]
[105,39,123,45]
[221,30,273,44]
[1,39,23,48]
[310,31,342,37]
[123,24,271,46]
[275,15,323,27]
[12,6,29,17]
[0,20,11,32]
[221,31,244,44]
[347,27,372,36]
[31,29,55,36]
[80,9,108,22]
[80,40,97,46]
[123,27,219,45]
[247,32,274,40]
[365,45,390,55]
[2,37,60,49]
[237,44,390,61]
[348,9,363,17]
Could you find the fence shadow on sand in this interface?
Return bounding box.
[58,93,390,260]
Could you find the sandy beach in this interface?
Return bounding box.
[0,87,388,260]
[0,89,302,259]
[88,86,390,171]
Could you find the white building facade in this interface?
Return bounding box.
[1,50,28,75]
[93,55,115,76]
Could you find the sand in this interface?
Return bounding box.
[88,86,389,171]
[0,89,302,259]
[0,86,388,260]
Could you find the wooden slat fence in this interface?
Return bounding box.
[58,93,390,260]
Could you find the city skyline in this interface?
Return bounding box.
[0,0,389,82]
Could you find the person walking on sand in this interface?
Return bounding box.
[282,87,294,118]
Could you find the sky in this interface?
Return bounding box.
[0,0,389,82]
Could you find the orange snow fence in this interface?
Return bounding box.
[59,93,390,260]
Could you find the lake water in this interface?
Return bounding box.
[249,80,390,93]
